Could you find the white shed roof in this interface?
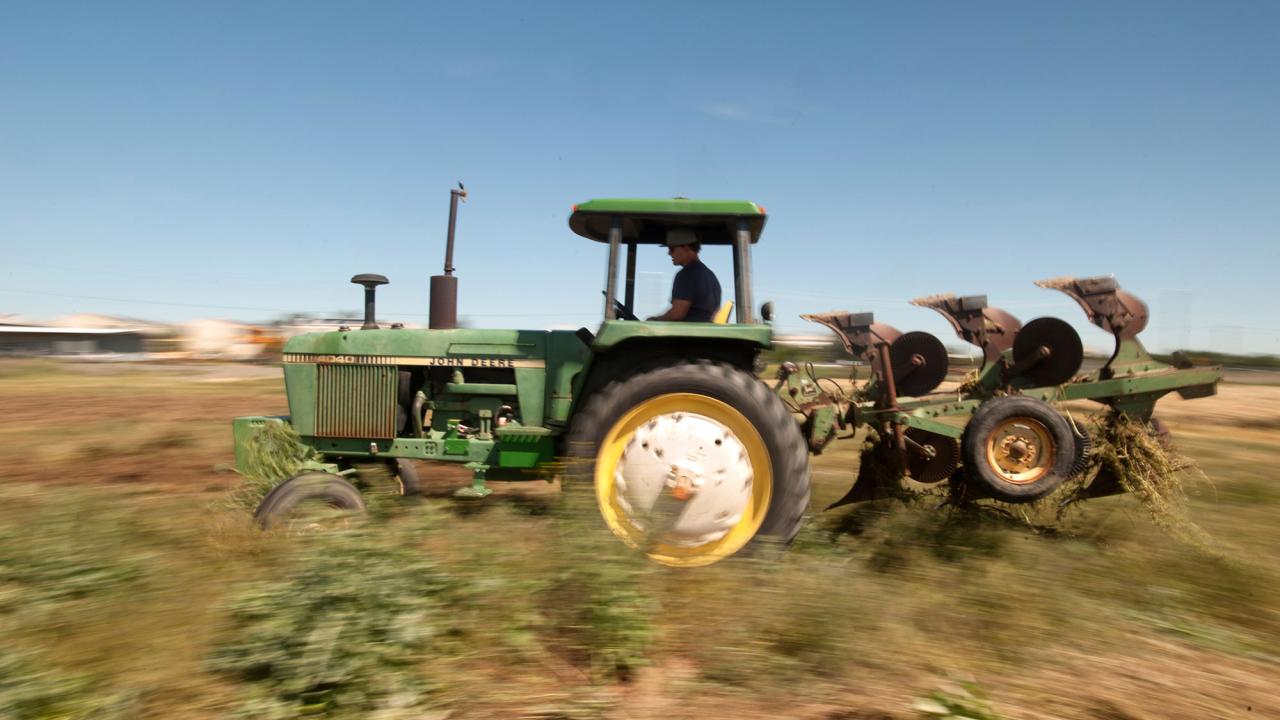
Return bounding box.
[0,325,142,335]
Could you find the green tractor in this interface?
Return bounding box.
[234,189,810,567]
[234,187,1223,566]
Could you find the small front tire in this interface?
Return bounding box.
[254,472,366,531]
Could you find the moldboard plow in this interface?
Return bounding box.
[795,275,1221,508]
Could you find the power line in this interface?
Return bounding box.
[4,258,300,291]
[6,286,1278,334]
[0,287,299,313]
[0,287,585,319]
[756,285,1069,309]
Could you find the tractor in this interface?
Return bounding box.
[235,189,810,567]
[232,187,1222,567]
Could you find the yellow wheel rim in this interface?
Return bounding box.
[984,416,1055,485]
[594,393,773,567]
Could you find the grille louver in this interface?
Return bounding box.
[314,364,398,439]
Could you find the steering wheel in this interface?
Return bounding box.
[613,298,640,321]
[604,292,639,321]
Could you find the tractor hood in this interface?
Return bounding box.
[281,328,551,364]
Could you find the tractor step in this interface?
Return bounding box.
[453,462,493,499]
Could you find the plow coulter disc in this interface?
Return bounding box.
[889,331,949,397]
[1012,317,1084,387]
[905,429,961,484]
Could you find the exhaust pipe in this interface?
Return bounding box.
[429,183,467,329]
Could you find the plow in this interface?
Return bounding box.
[232,189,1222,567]
[791,275,1219,508]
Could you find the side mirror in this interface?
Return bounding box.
[760,301,774,323]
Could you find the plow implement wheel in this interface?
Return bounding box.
[567,361,810,567]
[961,396,1076,503]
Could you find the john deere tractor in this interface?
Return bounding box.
[234,187,1222,567]
[234,189,811,567]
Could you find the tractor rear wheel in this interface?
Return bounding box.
[961,396,1076,503]
[567,360,810,567]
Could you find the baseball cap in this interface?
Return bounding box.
[665,228,698,247]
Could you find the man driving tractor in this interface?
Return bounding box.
[647,228,722,322]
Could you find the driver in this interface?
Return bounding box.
[647,229,721,322]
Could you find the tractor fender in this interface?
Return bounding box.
[570,336,764,419]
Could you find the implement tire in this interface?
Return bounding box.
[961,396,1076,503]
[567,360,810,567]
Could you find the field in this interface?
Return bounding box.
[1,359,1278,719]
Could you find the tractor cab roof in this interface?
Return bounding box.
[569,198,767,245]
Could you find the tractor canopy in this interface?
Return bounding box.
[570,198,767,245]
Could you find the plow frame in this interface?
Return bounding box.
[785,275,1223,507]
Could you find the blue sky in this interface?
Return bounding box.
[1,1,1277,353]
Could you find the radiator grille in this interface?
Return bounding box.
[314,364,398,439]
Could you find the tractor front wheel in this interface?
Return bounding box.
[254,472,367,532]
[567,361,811,567]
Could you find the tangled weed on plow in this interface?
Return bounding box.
[1087,413,1217,552]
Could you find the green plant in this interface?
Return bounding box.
[0,649,136,720]
[0,495,146,619]
[227,422,325,511]
[542,516,657,682]
[913,678,1005,719]
[1091,413,1215,551]
[209,525,460,718]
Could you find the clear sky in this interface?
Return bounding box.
[2,1,1277,354]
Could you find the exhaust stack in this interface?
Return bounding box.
[429,183,467,329]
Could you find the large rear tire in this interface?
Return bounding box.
[567,360,810,567]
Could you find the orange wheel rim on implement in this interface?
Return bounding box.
[984,416,1056,485]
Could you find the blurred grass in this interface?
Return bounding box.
[1,359,1278,718]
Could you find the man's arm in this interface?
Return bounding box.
[648,266,696,321]
[648,299,692,321]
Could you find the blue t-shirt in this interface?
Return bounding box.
[672,258,722,322]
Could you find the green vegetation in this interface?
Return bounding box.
[913,679,1005,720]
[209,525,460,718]
[228,421,325,510]
[1090,413,1213,550]
[0,650,137,720]
[1,359,1278,718]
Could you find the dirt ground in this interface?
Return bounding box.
[2,359,1278,719]
[10,360,1276,501]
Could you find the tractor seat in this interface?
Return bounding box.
[712,300,734,324]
